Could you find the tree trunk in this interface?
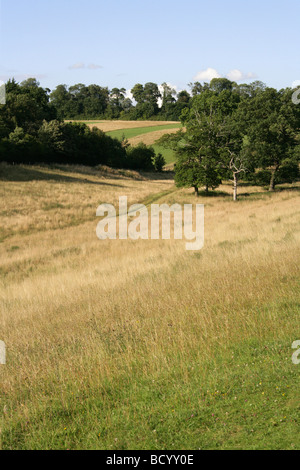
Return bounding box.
[233,173,238,202]
[194,186,199,197]
[269,168,277,192]
[205,184,209,194]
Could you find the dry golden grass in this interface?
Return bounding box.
[127,128,183,146]
[0,163,172,242]
[68,120,180,133]
[0,163,299,449]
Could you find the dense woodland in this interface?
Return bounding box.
[49,82,191,121]
[0,77,299,191]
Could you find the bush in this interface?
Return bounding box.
[252,160,299,187]
[125,143,155,171]
[153,153,166,172]
[0,121,128,167]
[277,159,299,184]
[0,127,43,164]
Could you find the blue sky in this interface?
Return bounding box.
[0,0,299,93]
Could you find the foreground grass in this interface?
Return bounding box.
[0,165,299,450]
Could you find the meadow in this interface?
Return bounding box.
[0,162,299,450]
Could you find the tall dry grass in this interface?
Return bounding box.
[0,164,299,449]
[67,120,180,133]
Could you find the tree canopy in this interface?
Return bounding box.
[159,79,300,200]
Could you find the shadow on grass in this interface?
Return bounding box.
[276,185,300,193]
[0,163,173,184]
[0,164,125,187]
[198,190,230,198]
[238,185,300,200]
[140,170,175,181]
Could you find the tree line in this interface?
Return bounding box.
[158,78,300,199]
[0,77,299,182]
[50,82,191,121]
[0,78,166,171]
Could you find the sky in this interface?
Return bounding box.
[0,0,299,94]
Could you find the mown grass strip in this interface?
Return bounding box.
[107,124,182,141]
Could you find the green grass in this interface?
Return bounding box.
[1,310,299,450]
[152,144,177,165]
[69,121,106,124]
[107,124,182,141]
[1,251,299,450]
[107,125,181,166]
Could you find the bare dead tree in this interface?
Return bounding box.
[228,152,247,201]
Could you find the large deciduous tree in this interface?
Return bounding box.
[171,85,245,199]
[2,78,56,134]
[131,82,161,118]
[239,87,300,191]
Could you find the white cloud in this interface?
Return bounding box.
[194,67,257,84]
[125,89,133,100]
[292,80,300,89]
[126,83,182,108]
[226,69,257,82]
[68,63,85,70]
[87,64,103,70]
[158,83,179,108]
[125,89,135,105]
[194,68,221,82]
[68,63,103,70]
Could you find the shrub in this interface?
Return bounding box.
[125,143,155,171]
[153,153,166,172]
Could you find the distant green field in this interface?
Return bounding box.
[107,123,182,140]
[106,124,181,166]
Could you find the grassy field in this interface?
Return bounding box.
[75,120,180,133]
[70,120,181,165]
[106,124,182,141]
[0,162,299,450]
